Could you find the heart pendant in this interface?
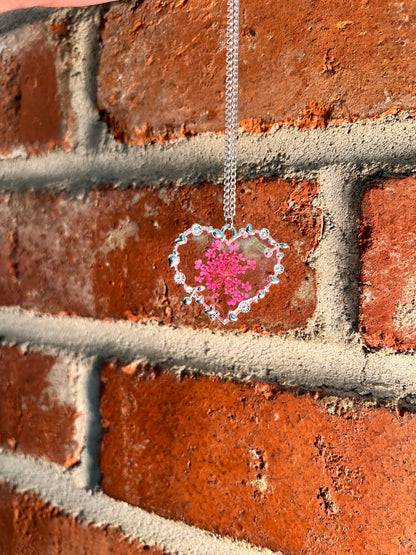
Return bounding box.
[169,223,288,325]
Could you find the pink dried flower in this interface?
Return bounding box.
[194,240,256,306]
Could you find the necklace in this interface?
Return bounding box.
[169,0,288,325]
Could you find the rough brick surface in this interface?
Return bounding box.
[0,347,78,466]
[0,179,320,333]
[0,483,165,555]
[0,22,68,156]
[359,176,416,351]
[100,361,416,554]
[98,0,416,144]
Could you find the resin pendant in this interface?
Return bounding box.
[169,223,288,325]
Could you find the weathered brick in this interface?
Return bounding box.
[0,346,79,466]
[359,176,416,351]
[0,483,165,554]
[0,179,320,333]
[0,22,68,156]
[98,0,416,144]
[100,361,416,554]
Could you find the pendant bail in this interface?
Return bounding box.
[221,223,237,237]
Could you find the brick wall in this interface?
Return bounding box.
[0,1,416,554]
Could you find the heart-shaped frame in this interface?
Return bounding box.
[169,223,288,325]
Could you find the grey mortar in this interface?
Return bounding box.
[0,3,414,552]
[0,307,415,404]
[0,4,416,193]
[0,451,279,555]
[309,166,363,342]
[0,4,415,405]
[71,356,103,490]
[0,117,415,194]
[69,6,109,152]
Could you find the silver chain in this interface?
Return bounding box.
[223,0,239,227]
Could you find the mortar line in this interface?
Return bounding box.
[0,117,416,193]
[311,166,362,342]
[71,355,102,491]
[0,451,278,555]
[0,307,415,402]
[69,6,106,152]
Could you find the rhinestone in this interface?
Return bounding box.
[240,301,250,313]
[191,224,203,236]
[229,312,238,321]
[259,228,269,239]
[183,296,192,305]
[274,264,284,274]
[174,272,185,284]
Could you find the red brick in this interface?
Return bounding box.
[98,0,416,144]
[100,361,416,554]
[359,176,416,351]
[0,23,68,157]
[0,346,79,466]
[0,179,320,333]
[0,483,165,555]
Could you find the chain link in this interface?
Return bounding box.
[223,0,239,226]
